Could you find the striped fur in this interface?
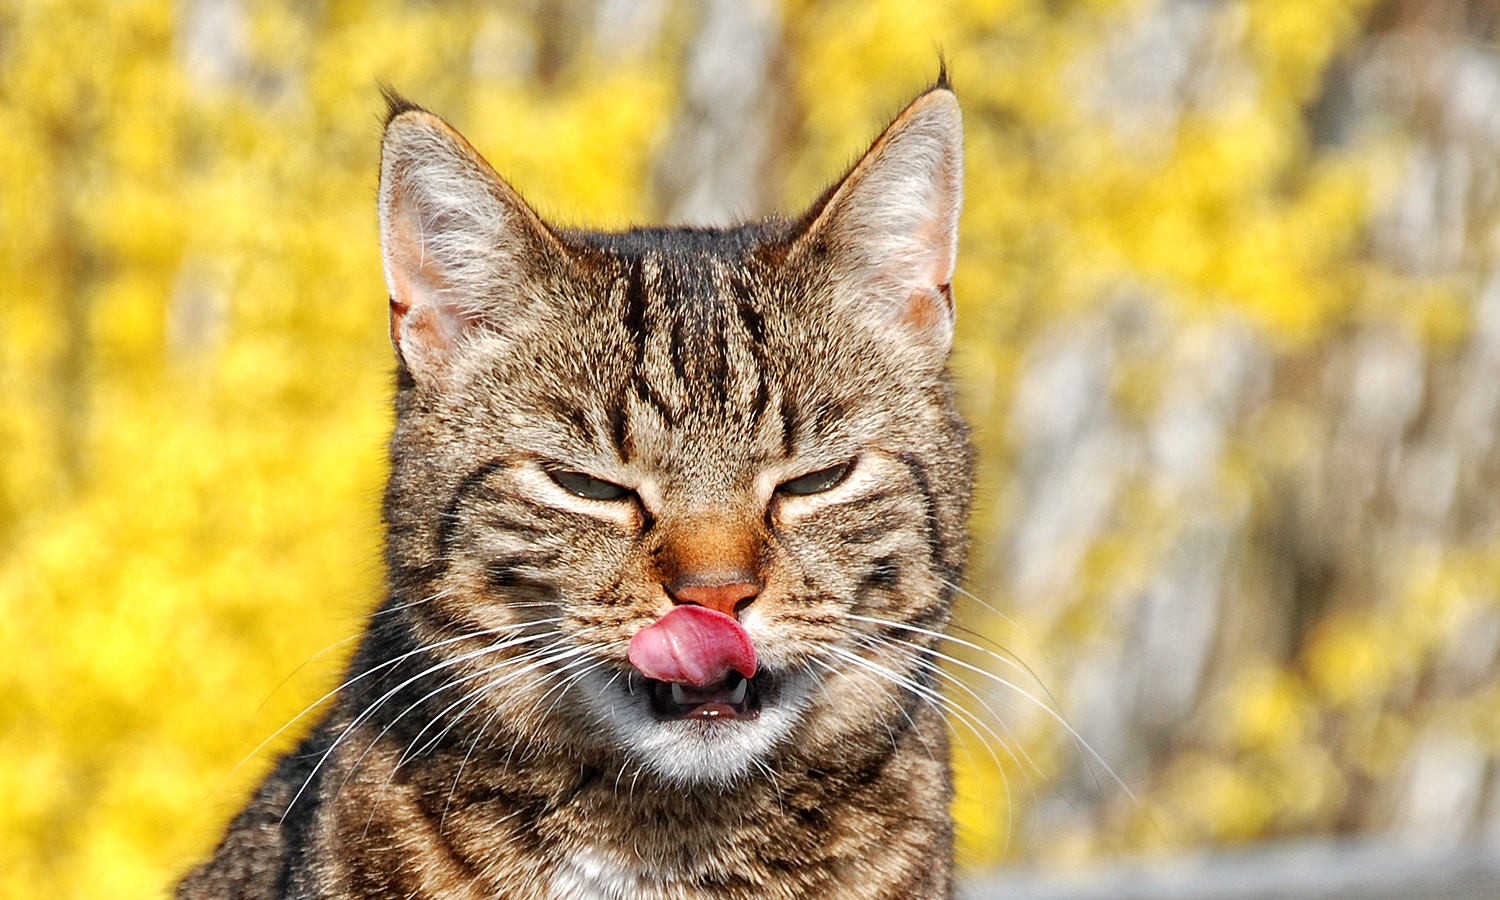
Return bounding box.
[180,80,973,900]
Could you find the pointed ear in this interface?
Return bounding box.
[794,87,963,356]
[378,102,562,382]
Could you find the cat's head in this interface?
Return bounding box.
[375,83,971,787]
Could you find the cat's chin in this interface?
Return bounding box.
[578,667,814,788]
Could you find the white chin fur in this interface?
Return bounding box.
[578,669,813,788]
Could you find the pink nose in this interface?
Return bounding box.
[667,580,761,618]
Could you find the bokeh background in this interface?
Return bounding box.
[5,0,1500,896]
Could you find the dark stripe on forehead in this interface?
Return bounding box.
[659,257,732,391]
[633,373,677,426]
[668,313,691,386]
[622,257,646,348]
[729,278,772,432]
[611,259,646,459]
[778,396,799,457]
[736,297,766,346]
[607,403,629,460]
[588,226,786,441]
[748,371,770,426]
[545,399,594,446]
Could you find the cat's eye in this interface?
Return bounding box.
[547,468,632,501]
[777,460,854,496]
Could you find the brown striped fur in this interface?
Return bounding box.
[179,78,972,900]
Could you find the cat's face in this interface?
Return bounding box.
[376,89,969,787]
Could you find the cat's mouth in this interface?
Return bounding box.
[644,670,765,721]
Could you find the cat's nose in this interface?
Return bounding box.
[666,576,761,618]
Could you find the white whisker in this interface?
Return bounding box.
[282,626,564,820]
[839,632,1038,782]
[388,643,596,771]
[229,619,560,801]
[846,615,1135,805]
[822,645,1010,779]
[806,655,908,756]
[356,643,601,837]
[824,641,1021,848]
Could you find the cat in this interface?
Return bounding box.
[178,74,971,900]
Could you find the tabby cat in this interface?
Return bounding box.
[179,76,972,900]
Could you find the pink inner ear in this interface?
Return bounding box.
[385,194,465,360]
[391,301,460,356]
[910,213,957,289]
[884,210,956,340]
[899,283,953,335]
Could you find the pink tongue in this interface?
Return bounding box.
[628,605,757,687]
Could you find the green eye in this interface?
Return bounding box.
[548,468,631,501]
[777,460,854,496]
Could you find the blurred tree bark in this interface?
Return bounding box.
[992,0,1500,855]
[650,0,796,225]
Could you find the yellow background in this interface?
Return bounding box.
[5,0,1498,896]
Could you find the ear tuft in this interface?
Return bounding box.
[795,86,964,358]
[380,84,427,127]
[933,56,953,93]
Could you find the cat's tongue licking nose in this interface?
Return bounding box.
[628,605,757,687]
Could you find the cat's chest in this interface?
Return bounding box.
[546,846,657,900]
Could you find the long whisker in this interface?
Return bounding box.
[839,631,1038,780]
[356,640,588,803]
[753,757,786,817]
[252,632,365,718]
[824,641,1020,850]
[365,584,461,619]
[806,655,910,756]
[281,627,562,820]
[355,644,600,837]
[847,631,1045,857]
[848,613,1058,727]
[374,638,590,774]
[846,613,1047,688]
[397,643,601,769]
[915,653,1040,781]
[820,641,1020,850]
[822,644,1010,777]
[531,657,608,724]
[941,578,1016,624]
[845,624,1046,776]
[225,619,561,800]
[849,616,1136,805]
[943,579,1070,704]
[939,610,1086,772]
[441,656,619,827]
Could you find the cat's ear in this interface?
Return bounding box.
[378,97,562,382]
[793,85,963,357]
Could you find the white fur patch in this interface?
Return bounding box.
[548,847,651,900]
[577,666,815,788]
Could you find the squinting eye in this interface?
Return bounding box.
[777,460,854,496]
[547,468,632,501]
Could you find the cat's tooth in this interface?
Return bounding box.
[670,684,689,706]
[729,677,748,705]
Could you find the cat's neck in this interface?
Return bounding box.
[307,695,952,899]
